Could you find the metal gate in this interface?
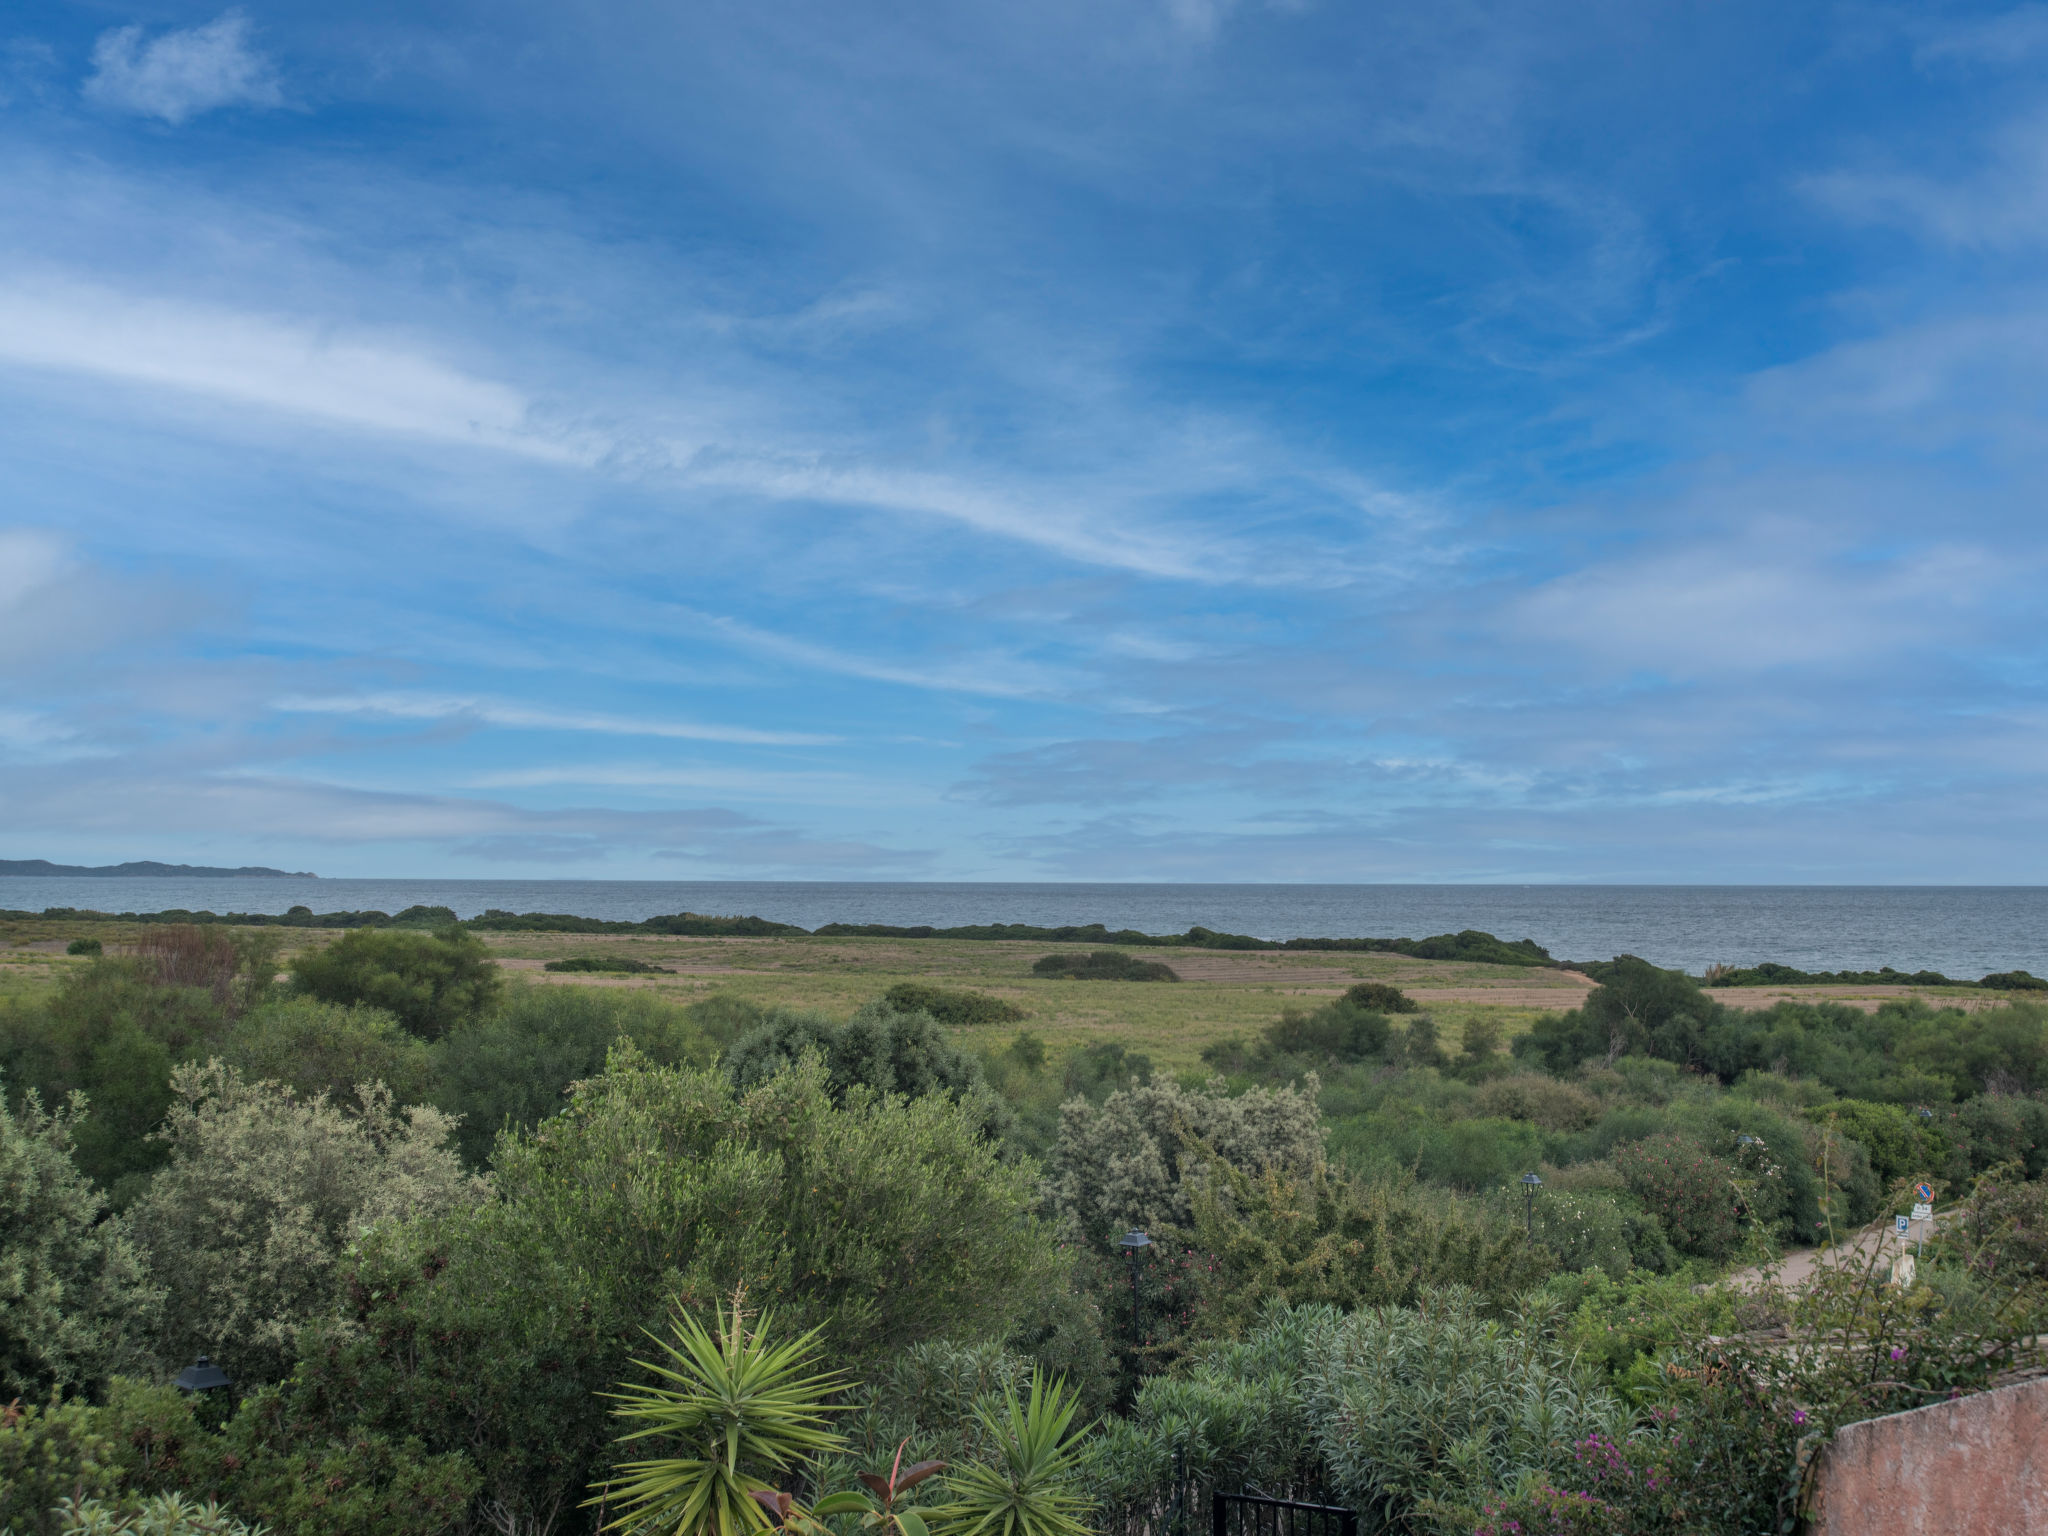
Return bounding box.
[1211,1492,1358,1536]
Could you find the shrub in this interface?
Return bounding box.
[1341,982,1419,1013]
[542,956,674,973]
[1030,954,1179,982]
[1059,1043,1152,1103]
[123,1063,483,1384]
[1613,1133,1742,1261]
[432,983,705,1166]
[725,1003,1004,1136]
[881,983,1027,1026]
[1186,1161,1554,1332]
[8,960,238,1196]
[1045,1076,1323,1242]
[65,939,101,958]
[1472,1076,1601,1132]
[217,997,434,1105]
[0,1393,122,1536]
[1301,1293,1628,1532]
[290,927,501,1041]
[0,1082,160,1400]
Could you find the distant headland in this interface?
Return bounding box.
[0,859,318,879]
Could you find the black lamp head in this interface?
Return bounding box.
[1520,1172,1543,1188]
[174,1355,232,1393]
[1118,1229,1153,1251]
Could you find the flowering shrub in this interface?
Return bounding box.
[1613,1135,1742,1260]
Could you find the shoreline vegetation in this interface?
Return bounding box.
[4,912,2047,1535]
[9,903,2045,987]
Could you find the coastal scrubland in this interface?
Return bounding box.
[2,912,2045,1536]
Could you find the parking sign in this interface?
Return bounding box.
[1914,1182,1934,1202]
[1896,1215,1909,1234]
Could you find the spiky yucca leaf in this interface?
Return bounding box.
[931,1374,1094,1536]
[589,1301,849,1536]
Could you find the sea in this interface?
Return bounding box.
[3,878,2046,978]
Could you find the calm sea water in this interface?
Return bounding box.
[3,879,2045,977]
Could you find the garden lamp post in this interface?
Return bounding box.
[1118,1229,1152,1336]
[173,1355,232,1394]
[1519,1172,1542,1237]
[1737,1134,1758,1148]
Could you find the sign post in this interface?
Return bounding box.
[1911,1184,1935,1260]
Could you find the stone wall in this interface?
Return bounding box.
[1805,1374,2048,1534]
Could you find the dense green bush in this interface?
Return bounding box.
[1613,1133,1743,1261]
[880,981,1027,1025]
[724,1002,1005,1135]
[0,1381,476,1536]
[431,982,706,1166]
[0,1081,159,1400]
[540,956,674,973]
[290,927,501,1042]
[1030,953,1179,982]
[1185,1160,1553,1334]
[217,997,434,1106]
[0,960,238,1196]
[65,939,101,958]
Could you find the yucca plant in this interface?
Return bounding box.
[930,1374,1094,1536]
[589,1300,849,1536]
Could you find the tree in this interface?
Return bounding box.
[1514,957,1720,1073]
[123,1062,483,1384]
[293,1051,1066,1534]
[433,982,707,1166]
[290,927,501,1041]
[3,959,236,1197]
[1044,1075,1323,1244]
[725,1004,1007,1136]
[0,1077,161,1399]
[219,997,435,1106]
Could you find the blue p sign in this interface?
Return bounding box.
[1896,1215,1909,1234]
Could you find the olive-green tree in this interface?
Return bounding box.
[0,1078,161,1399]
[290,927,500,1041]
[123,1062,483,1383]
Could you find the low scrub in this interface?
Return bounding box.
[881,982,1027,1025]
[1030,952,1179,982]
[541,956,675,974]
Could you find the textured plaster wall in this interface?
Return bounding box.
[1805,1375,2048,1535]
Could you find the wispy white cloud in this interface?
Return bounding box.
[0,277,589,460]
[271,691,838,746]
[681,609,1075,699]
[83,10,282,124]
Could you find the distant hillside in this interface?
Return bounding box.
[0,859,317,878]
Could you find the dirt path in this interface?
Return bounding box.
[1725,1216,1936,1291]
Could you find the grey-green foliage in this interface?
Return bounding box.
[123,1062,485,1385]
[217,998,434,1106]
[432,982,708,1166]
[1090,1297,1625,1535]
[1302,1293,1627,1533]
[0,1079,161,1400]
[1044,1076,1323,1242]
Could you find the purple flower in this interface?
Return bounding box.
[1890,1346,1907,1362]
[1792,1409,1808,1426]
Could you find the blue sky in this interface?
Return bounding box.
[2,1,2045,882]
